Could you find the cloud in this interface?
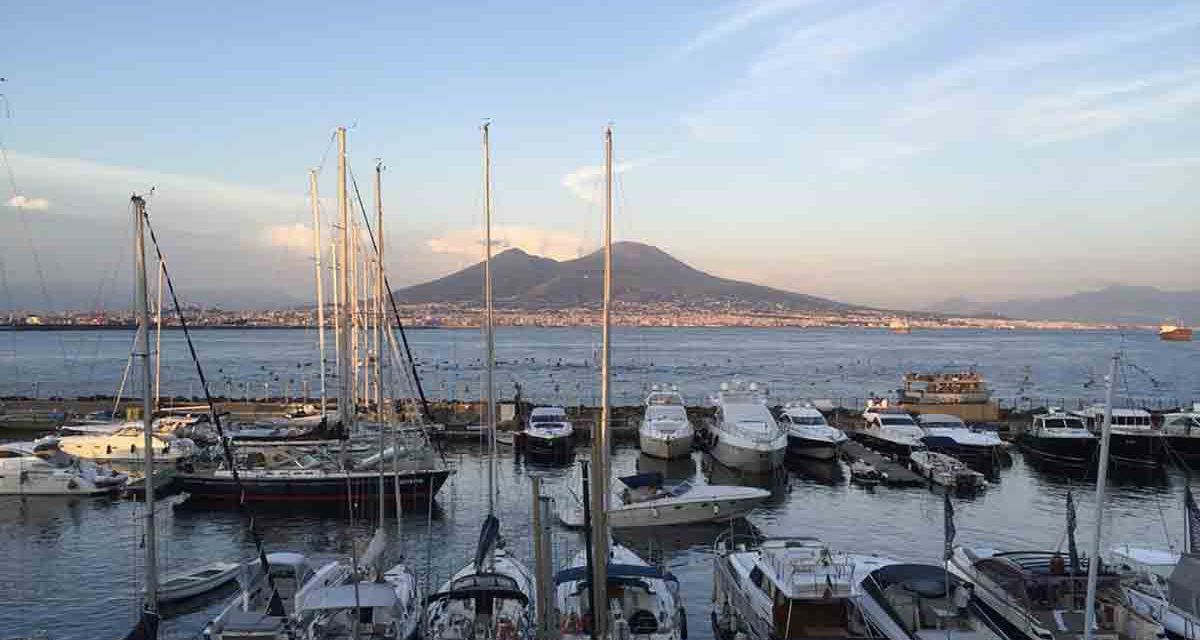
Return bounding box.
[427,225,591,261]
[1129,156,1200,169]
[679,0,827,56]
[750,0,961,77]
[6,194,50,211]
[561,155,668,203]
[264,223,315,252]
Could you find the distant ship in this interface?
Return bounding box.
[1159,323,1193,341]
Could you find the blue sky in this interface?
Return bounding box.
[3,0,1199,308]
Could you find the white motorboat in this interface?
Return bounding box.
[557,470,769,528]
[1018,411,1097,469]
[779,402,847,460]
[712,534,899,640]
[521,406,575,459]
[947,548,1159,640]
[917,413,1003,465]
[856,562,1019,640]
[638,387,694,460]
[704,380,787,473]
[152,561,241,604]
[205,552,352,640]
[56,421,197,464]
[556,543,686,640]
[908,450,986,491]
[0,439,128,495]
[849,460,882,486]
[858,401,925,458]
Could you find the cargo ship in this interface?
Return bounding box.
[1159,323,1193,341]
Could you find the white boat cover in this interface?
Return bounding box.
[300,583,398,611]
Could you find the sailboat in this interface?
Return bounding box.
[423,122,538,640]
[176,127,450,508]
[553,126,687,640]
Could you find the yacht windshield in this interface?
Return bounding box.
[1044,418,1084,429]
[531,415,564,424]
[788,416,826,426]
[881,416,915,426]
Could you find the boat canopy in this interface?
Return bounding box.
[863,563,953,597]
[554,563,677,586]
[299,583,398,611]
[618,472,664,489]
[427,572,529,604]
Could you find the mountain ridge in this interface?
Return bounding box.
[394,241,851,311]
[925,285,1200,324]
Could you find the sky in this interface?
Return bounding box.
[2,0,1199,310]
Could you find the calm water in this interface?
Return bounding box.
[2,327,1197,407]
[1,327,1197,639]
[0,443,1192,640]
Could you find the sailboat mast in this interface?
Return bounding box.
[376,160,386,526]
[590,124,614,640]
[337,126,354,430]
[310,169,327,415]
[482,121,496,516]
[154,260,163,406]
[132,194,159,616]
[1083,353,1119,640]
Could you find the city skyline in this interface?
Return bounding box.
[3,1,1199,310]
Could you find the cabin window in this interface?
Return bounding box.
[749,566,768,594]
[0,451,22,459]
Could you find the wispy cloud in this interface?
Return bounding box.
[561,155,669,203]
[833,142,934,172]
[679,0,827,56]
[6,194,50,211]
[750,0,961,77]
[913,5,1200,96]
[1005,69,1200,145]
[427,225,591,261]
[1129,156,1200,169]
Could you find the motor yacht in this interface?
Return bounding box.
[639,387,694,460]
[858,402,925,458]
[704,380,787,473]
[780,402,847,460]
[1108,546,1198,640]
[917,414,1003,466]
[947,548,1159,640]
[556,543,686,640]
[1072,406,1163,469]
[54,421,197,464]
[520,406,575,460]
[712,534,897,640]
[1017,412,1097,469]
[0,439,128,495]
[1160,405,1200,468]
[857,563,1018,640]
[557,470,769,528]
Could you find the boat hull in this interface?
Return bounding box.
[1019,434,1096,468]
[785,434,839,460]
[609,493,766,528]
[708,434,785,474]
[855,432,921,459]
[1160,328,1193,341]
[1105,432,1164,469]
[1164,435,1200,467]
[520,432,574,460]
[639,432,693,460]
[177,468,451,507]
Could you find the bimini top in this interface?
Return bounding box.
[554,563,677,586]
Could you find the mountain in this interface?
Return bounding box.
[926,285,1200,324]
[394,241,850,311]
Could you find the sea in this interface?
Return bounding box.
[0,327,1197,639]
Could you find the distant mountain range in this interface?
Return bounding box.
[925,285,1200,325]
[394,241,850,312]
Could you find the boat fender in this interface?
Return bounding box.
[651,507,659,518]
[713,504,720,516]
[68,479,78,490]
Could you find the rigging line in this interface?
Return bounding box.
[139,202,285,606]
[346,164,436,427]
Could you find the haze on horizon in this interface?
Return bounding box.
[2,0,1198,312]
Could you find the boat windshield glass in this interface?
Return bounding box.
[1043,418,1084,430]
[531,414,564,424]
[880,416,915,426]
[788,416,826,426]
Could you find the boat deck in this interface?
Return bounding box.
[840,441,924,486]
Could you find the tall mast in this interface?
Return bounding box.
[336,127,354,430]
[132,194,159,620]
[1083,353,1119,640]
[331,236,340,387]
[351,222,361,412]
[590,124,613,640]
[154,260,164,406]
[375,160,386,526]
[482,121,496,516]
[310,169,327,415]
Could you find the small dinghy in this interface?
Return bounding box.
[849,460,881,485]
[909,450,986,491]
[150,561,241,604]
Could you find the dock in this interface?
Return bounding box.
[840,439,925,486]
